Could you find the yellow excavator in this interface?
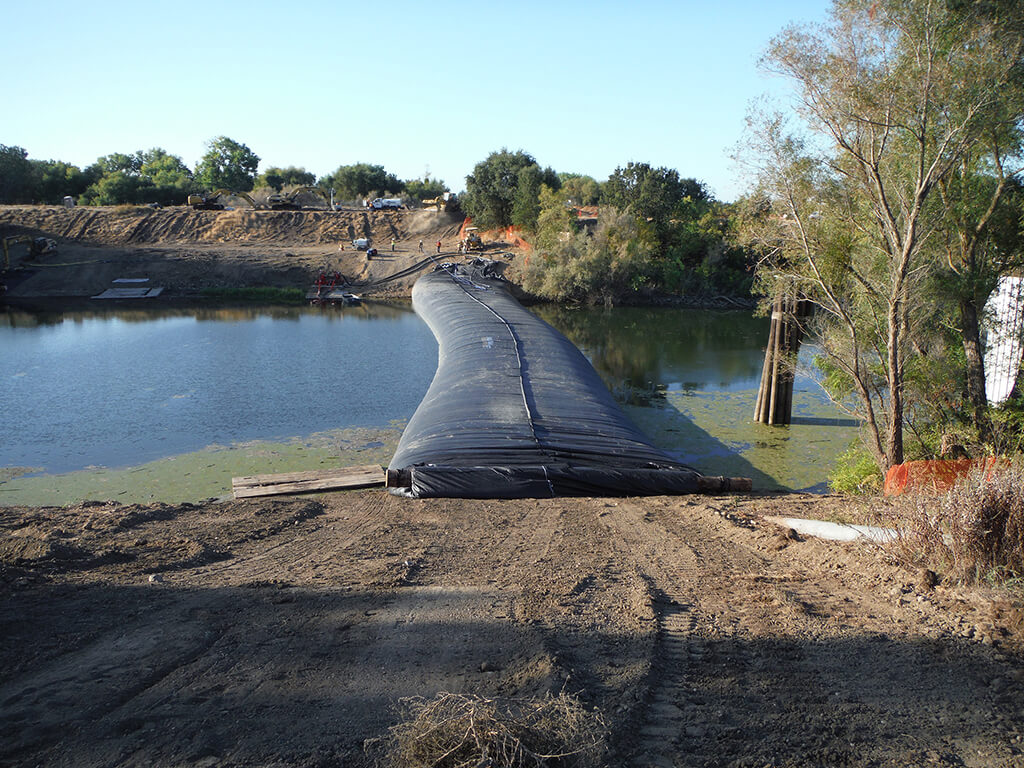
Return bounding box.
[187,189,257,211]
[2,235,57,270]
[422,192,456,212]
[266,185,332,210]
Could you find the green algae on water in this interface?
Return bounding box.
[627,389,860,493]
[0,426,403,507]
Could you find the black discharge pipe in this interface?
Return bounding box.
[386,261,752,499]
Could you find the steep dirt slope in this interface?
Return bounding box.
[0,206,469,299]
[0,205,464,247]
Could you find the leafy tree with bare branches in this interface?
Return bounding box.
[737,0,1024,470]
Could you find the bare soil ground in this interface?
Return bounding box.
[0,205,470,300]
[2,491,1023,767]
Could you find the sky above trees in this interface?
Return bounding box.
[1,0,830,202]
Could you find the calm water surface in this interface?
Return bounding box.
[1,303,856,493]
[1,304,436,474]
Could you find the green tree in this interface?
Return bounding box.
[522,203,658,304]
[662,199,750,296]
[559,173,602,206]
[533,184,577,252]
[462,149,558,230]
[29,159,89,204]
[255,166,316,191]
[81,152,144,204]
[94,151,144,176]
[0,145,32,203]
[80,147,193,205]
[739,0,1024,470]
[404,176,449,202]
[139,149,193,205]
[604,162,707,239]
[320,163,402,201]
[193,136,259,192]
[511,165,544,231]
[82,171,143,205]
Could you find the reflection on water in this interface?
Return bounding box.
[1,302,857,495]
[533,306,768,399]
[0,301,417,328]
[1,302,434,475]
[536,306,857,492]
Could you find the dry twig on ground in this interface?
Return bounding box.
[888,461,1024,585]
[369,691,608,768]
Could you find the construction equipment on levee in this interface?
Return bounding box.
[421,192,458,212]
[461,227,484,252]
[308,269,361,305]
[267,186,332,211]
[2,235,57,271]
[187,189,256,210]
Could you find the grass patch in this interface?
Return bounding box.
[199,286,307,303]
[887,460,1024,586]
[828,445,883,494]
[370,691,607,768]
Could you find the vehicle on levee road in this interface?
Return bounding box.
[367,198,404,210]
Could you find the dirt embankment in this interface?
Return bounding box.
[0,205,472,300]
[1,491,1023,767]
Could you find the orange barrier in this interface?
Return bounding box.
[457,218,532,252]
[883,457,1007,495]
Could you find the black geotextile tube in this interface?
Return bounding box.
[386,261,704,498]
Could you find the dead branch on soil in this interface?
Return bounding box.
[369,691,608,768]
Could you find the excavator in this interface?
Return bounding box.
[422,192,457,212]
[2,235,57,271]
[266,185,332,211]
[461,227,483,252]
[187,189,257,211]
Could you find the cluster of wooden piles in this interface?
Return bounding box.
[754,295,812,426]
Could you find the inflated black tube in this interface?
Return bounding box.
[387,261,710,498]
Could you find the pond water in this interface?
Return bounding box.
[0,302,858,504]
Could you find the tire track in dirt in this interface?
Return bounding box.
[603,498,1024,767]
[184,491,389,588]
[601,498,769,767]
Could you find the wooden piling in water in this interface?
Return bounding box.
[754,295,810,426]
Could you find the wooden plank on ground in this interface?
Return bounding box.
[232,464,384,499]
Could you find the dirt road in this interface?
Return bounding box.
[2,491,1022,767]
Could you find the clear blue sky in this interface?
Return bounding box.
[2,0,831,202]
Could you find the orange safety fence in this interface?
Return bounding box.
[883,457,1008,496]
[458,218,532,252]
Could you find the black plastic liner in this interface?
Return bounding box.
[386,261,707,498]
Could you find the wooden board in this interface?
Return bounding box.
[232,464,384,499]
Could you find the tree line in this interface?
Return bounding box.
[0,135,754,304]
[459,150,751,305]
[0,136,450,208]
